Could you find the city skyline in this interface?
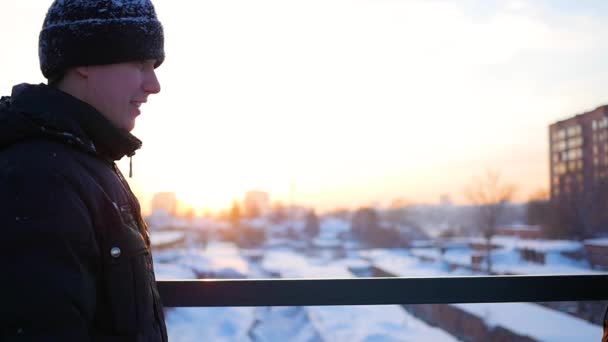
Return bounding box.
[3,1,608,214]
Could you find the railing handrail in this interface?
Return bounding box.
[157,274,608,307]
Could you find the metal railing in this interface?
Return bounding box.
[157,274,608,307]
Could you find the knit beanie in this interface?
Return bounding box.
[39,0,165,80]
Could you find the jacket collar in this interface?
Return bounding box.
[10,83,142,161]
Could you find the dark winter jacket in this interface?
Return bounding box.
[0,83,167,341]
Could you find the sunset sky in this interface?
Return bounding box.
[3,0,608,214]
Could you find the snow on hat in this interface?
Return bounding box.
[39,0,165,79]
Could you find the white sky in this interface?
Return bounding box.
[3,0,608,214]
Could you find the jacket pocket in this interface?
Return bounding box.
[104,223,150,335]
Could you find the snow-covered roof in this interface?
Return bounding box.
[497,224,541,231]
[467,236,582,253]
[455,302,602,342]
[150,231,185,247]
[584,238,608,247]
[308,305,458,341]
[153,242,249,278]
[260,250,458,341]
[363,249,602,340]
[313,237,342,248]
[166,307,255,341]
[512,239,582,253]
[410,239,435,248]
[363,249,459,277]
[261,250,353,278]
[320,217,350,234]
[153,238,601,341]
[153,263,197,279]
[204,242,250,276]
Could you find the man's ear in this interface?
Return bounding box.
[74,66,89,78]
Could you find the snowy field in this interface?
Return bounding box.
[149,217,604,341]
[365,248,603,341]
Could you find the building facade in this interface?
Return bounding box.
[549,105,608,202]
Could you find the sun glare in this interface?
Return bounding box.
[4,0,608,215]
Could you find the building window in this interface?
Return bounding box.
[568,150,576,160]
[554,163,567,175]
[553,140,566,152]
[568,136,583,148]
[567,125,581,137]
[568,161,577,171]
[566,148,582,161]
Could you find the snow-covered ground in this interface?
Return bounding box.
[455,302,602,342]
[154,242,255,341]
[307,305,457,342]
[165,307,256,341]
[150,230,185,247]
[260,249,458,341]
[365,248,603,342]
[154,241,249,278]
[150,217,603,341]
[363,248,475,277]
[409,236,599,276]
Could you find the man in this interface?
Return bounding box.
[0,0,167,340]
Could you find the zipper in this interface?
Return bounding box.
[111,162,166,340]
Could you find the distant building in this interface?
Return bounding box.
[549,106,608,202]
[151,192,178,216]
[496,225,542,239]
[584,238,608,269]
[243,191,271,217]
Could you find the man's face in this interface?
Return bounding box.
[81,60,161,132]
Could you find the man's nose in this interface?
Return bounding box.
[144,70,161,94]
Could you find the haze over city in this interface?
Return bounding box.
[4,0,608,214]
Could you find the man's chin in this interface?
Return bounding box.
[123,119,136,132]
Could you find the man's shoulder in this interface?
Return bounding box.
[0,139,101,179]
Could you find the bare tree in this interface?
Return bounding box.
[465,171,516,273]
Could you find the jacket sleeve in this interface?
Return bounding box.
[0,165,99,341]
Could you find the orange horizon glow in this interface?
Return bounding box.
[4,1,608,216]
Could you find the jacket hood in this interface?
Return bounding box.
[0,83,141,161]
